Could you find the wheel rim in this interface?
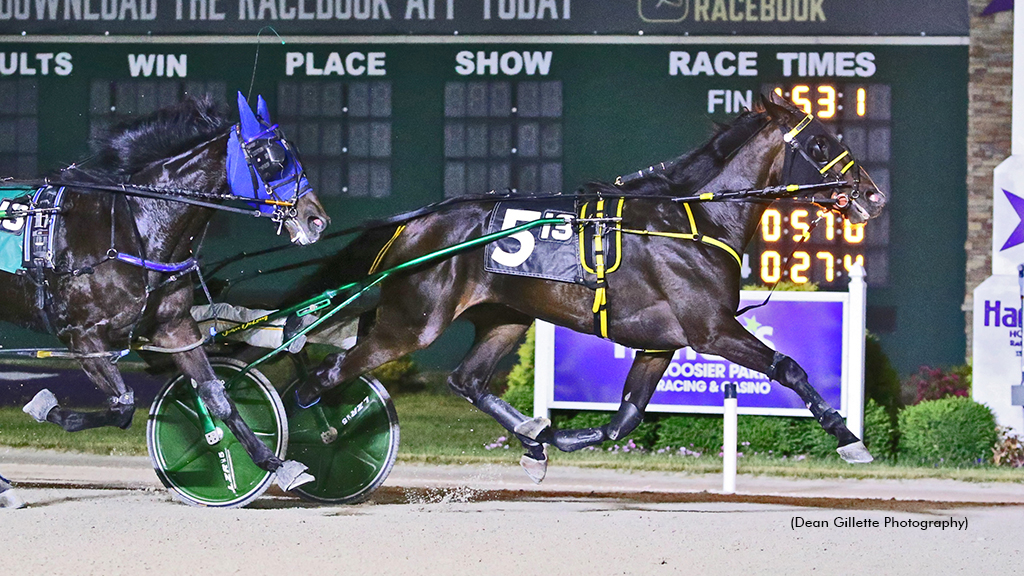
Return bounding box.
[285,375,399,504]
[147,359,287,508]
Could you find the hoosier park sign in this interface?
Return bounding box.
[534,270,867,431]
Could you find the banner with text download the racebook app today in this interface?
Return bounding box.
[535,291,849,417]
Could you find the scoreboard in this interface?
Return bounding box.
[0,43,947,292]
[0,0,969,372]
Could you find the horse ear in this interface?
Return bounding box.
[761,91,794,125]
[236,91,261,139]
[256,95,271,123]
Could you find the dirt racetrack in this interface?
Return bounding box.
[3,448,1023,576]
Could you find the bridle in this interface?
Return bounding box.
[775,112,863,216]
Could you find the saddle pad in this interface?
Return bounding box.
[484,199,581,284]
[0,187,33,275]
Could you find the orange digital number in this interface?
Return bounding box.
[790,251,811,283]
[816,86,836,119]
[816,251,835,282]
[844,220,865,244]
[791,85,812,115]
[761,251,782,283]
[791,209,810,241]
[762,209,782,242]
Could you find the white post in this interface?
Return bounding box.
[533,321,554,420]
[722,382,737,494]
[846,263,867,439]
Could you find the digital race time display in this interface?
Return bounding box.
[745,83,891,288]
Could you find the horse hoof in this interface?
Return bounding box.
[275,460,315,491]
[519,445,548,484]
[837,440,874,464]
[0,489,26,509]
[23,389,58,423]
[514,417,551,441]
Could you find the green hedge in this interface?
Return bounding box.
[501,324,535,415]
[897,397,998,467]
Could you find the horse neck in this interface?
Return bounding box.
[128,132,229,262]
[690,127,786,252]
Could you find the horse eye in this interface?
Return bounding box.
[809,136,829,163]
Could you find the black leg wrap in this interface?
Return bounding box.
[820,409,859,446]
[197,379,232,420]
[474,394,529,431]
[605,401,643,441]
[550,428,605,452]
[765,351,788,382]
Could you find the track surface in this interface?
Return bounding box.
[4,485,1023,575]
[3,448,1024,575]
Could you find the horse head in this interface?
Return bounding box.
[229,92,330,245]
[760,91,887,225]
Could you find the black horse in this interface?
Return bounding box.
[292,93,887,481]
[3,94,330,491]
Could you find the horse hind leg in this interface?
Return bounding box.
[442,310,550,481]
[23,356,135,432]
[526,351,673,454]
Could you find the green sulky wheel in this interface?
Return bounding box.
[283,375,399,504]
[146,357,287,508]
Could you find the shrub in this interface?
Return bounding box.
[862,399,896,461]
[501,324,535,415]
[897,397,998,466]
[993,426,1024,468]
[865,333,903,418]
[370,357,422,394]
[736,416,799,455]
[904,365,970,405]
[741,281,819,291]
[654,414,723,453]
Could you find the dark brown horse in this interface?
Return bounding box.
[293,93,887,481]
[3,94,329,491]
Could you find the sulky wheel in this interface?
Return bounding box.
[146,357,287,508]
[283,374,399,504]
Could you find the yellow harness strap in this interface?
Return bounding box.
[614,203,743,268]
[591,198,610,338]
[368,224,406,275]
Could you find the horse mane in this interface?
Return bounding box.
[83,95,230,178]
[585,109,770,197]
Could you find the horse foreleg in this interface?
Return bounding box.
[23,353,134,432]
[697,318,872,463]
[530,351,673,453]
[169,345,313,490]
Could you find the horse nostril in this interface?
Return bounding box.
[868,193,880,203]
[310,217,324,231]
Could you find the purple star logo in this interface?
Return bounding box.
[1001,189,1024,251]
[982,0,1012,16]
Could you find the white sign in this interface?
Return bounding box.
[971,274,1024,434]
[991,156,1024,275]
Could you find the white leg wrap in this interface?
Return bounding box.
[274,460,315,491]
[837,440,874,464]
[513,417,551,441]
[23,389,58,423]
[0,489,26,509]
